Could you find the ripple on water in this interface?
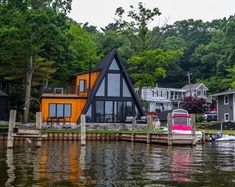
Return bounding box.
[0,140,235,186]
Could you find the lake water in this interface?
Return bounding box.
[0,140,235,187]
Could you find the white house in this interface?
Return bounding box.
[182,83,208,99]
[140,83,209,112]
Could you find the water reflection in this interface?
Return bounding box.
[171,147,193,182]
[0,141,235,186]
[5,149,15,187]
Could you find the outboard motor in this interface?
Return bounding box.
[211,131,223,141]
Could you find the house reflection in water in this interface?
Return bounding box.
[171,147,193,182]
[38,142,86,186]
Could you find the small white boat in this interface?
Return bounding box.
[216,134,235,142]
[164,109,203,142]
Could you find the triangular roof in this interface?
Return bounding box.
[81,49,144,116]
[182,83,208,90]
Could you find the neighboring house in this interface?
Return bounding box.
[41,50,144,125]
[182,83,208,99]
[140,83,209,112]
[140,85,185,112]
[0,90,8,120]
[211,89,235,122]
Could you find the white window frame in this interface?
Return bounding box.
[224,113,229,121]
[224,95,229,105]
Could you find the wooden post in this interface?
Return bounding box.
[81,114,86,146]
[167,113,173,146]
[36,112,42,130]
[36,112,42,147]
[131,116,136,142]
[191,114,196,145]
[147,116,152,144]
[7,110,16,148]
[202,130,206,144]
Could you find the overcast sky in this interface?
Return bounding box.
[69,0,235,29]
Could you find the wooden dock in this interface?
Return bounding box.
[120,133,196,145]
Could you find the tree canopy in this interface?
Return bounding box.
[0,1,234,119]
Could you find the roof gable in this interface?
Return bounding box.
[81,49,144,116]
[182,83,208,90]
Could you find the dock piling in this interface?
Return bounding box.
[147,116,152,144]
[131,116,136,142]
[7,110,17,149]
[167,114,173,146]
[81,114,86,146]
[36,112,42,147]
[191,114,196,145]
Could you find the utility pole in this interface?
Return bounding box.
[186,72,193,97]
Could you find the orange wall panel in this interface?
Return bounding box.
[74,71,100,95]
[41,97,87,123]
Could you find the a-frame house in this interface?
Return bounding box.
[41,49,144,125]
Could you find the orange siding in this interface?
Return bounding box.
[75,71,100,96]
[41,71,100,124]
[41,97,87,123]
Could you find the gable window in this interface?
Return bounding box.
[109,59,119,70]
[79,80,86,92]
[224,95,229,105]
[49,104,71,118]
[224,113,229,121]
[107,73,120,96]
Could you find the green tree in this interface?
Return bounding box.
[68,23,99,73]
[115,2,161,53]
[0,0,72,122]
[128,49,183,98]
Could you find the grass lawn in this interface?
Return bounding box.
[197,129,235,135]
[42,129,147,134]
[195,121,219,128]
[0,124,8,129]
[2,124,235,135]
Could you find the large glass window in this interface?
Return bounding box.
[123,79,131,97]
[105,101,113,122]
[79,80,86,92]
[49,104,56,117]
[95,101,104,122]
[49,104,71,118]
[96,78,105,96]
[93,100,134,122]
[107,74,120,96]
[109,59,119,70]
[125,101,133,116]
[117,101,123,122]
[57,104,64,117]
[64,104,71,117]
[114,101,118,122]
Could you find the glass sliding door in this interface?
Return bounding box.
[95,101,104,122]
[105,101,113,122]
[117,101,123,122]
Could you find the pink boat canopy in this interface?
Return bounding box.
[171,109,192,131]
